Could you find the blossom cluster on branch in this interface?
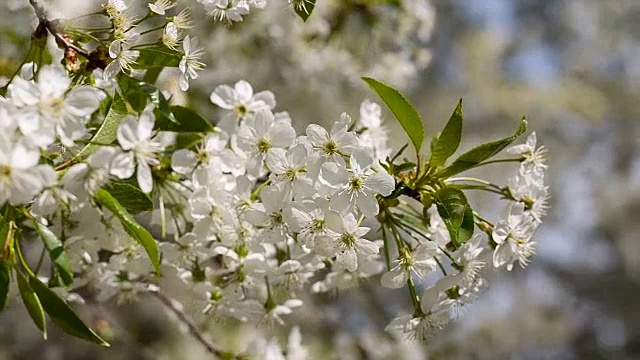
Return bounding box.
[0,0,548,357]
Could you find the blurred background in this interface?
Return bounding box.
[1,0,639,359]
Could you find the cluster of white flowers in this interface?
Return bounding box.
[0,0,549,356]
[383,132,548,341]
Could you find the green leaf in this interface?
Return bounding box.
[293,0,316,21]
[434,187,474,249]
[117,74,148,113]
[0,214,8,256]
[106,180,154,214]
[16,270,46,339]
[76,94,128,159]
[0,261,10,312]
[28,275,109,347]
[438,117,527,178]
[94,189,160,273]
[430,99,463,167]
[31,220,73,287]
[140,83,178,127]
[131,47,182,69]
[362,77,424,153]
[155,106,215,133]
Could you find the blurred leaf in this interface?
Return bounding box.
[106,180,154,214]
[362,77,424,154]
[117,74,147,112]
[139,83,178,127]
[155,106,214,133]
[438,117,527,177]
[0,261,10,312]
[434,186,474,248]
[294,0,316,21]
[76,94,128,158]
[131,47,182,69]
[28,275,109,347]
[16,270,46,339]
[94,189,160,273]
[31,220,73,287]
[430,99,463,167]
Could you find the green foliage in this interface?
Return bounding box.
[434,186,474,249]
[31,220,73,287]
[0,261,10,312]
[131,47,182,69]
[106,180,154,214]
[117,74,148,113]
[16,270,46,339]
[28,274,109,347]
[438,117,528,177]
[362,77,424,154]
[94,189,160,273]
[430,99,463,167]
[294,0,316,21]
[156,106,215,133]
[76,94,128,159]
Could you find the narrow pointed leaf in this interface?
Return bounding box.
[28,275,109,347]
[294,0,316,21]
[430,99,463,166]
[362,77,424,153]
[0,261,10,312]
[159,106,215,133]
[94,189,160,273]
[76,94,128,158]
[31,220,73,287]
[131,47,182,69]
[107,180,154,214]
[16,270,47,339]
[438,117,527,177]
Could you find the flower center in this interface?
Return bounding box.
[0,165,10,177]
[257,138,271,153]
[340,233,356,247]
[349,176,363,191]
[322,140,338,155]
[235,104,248,116]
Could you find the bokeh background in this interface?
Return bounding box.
[1,1,639,359]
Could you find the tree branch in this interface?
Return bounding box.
[28,0,92,59]
[149,287,241,359]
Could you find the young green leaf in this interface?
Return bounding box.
[430,99,463,167]
[31,220,73,287]
[117,74,148,113]
[362,77,424,154]
[434,186,474,249]
[131,47,182,69]
[107,180,154,214]
[76,94,128,159]
[293,0,316,21]
[16,270,47,339]
[438,117,527,178]
[0,261,10,312]
[159,106,215,133]
[94,189,160,273]
[28,275,109,347]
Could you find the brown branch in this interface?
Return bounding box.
[28,0,92,59]
[149,288,241,359]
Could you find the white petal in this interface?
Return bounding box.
[110,151,135,179]
[137,111,155,140]
[365,172,395,196]
[171,150,198,174]
[116,116,139,150]
[335,249,358,272]
[381,267,407,289]
[65,86,101,117]
[356,192,379,217]
[210,85,236,109]
[234,80,253,102]
[137,161,153,194]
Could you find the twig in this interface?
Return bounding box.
[149,287,239,359]
[28,0,92,59]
